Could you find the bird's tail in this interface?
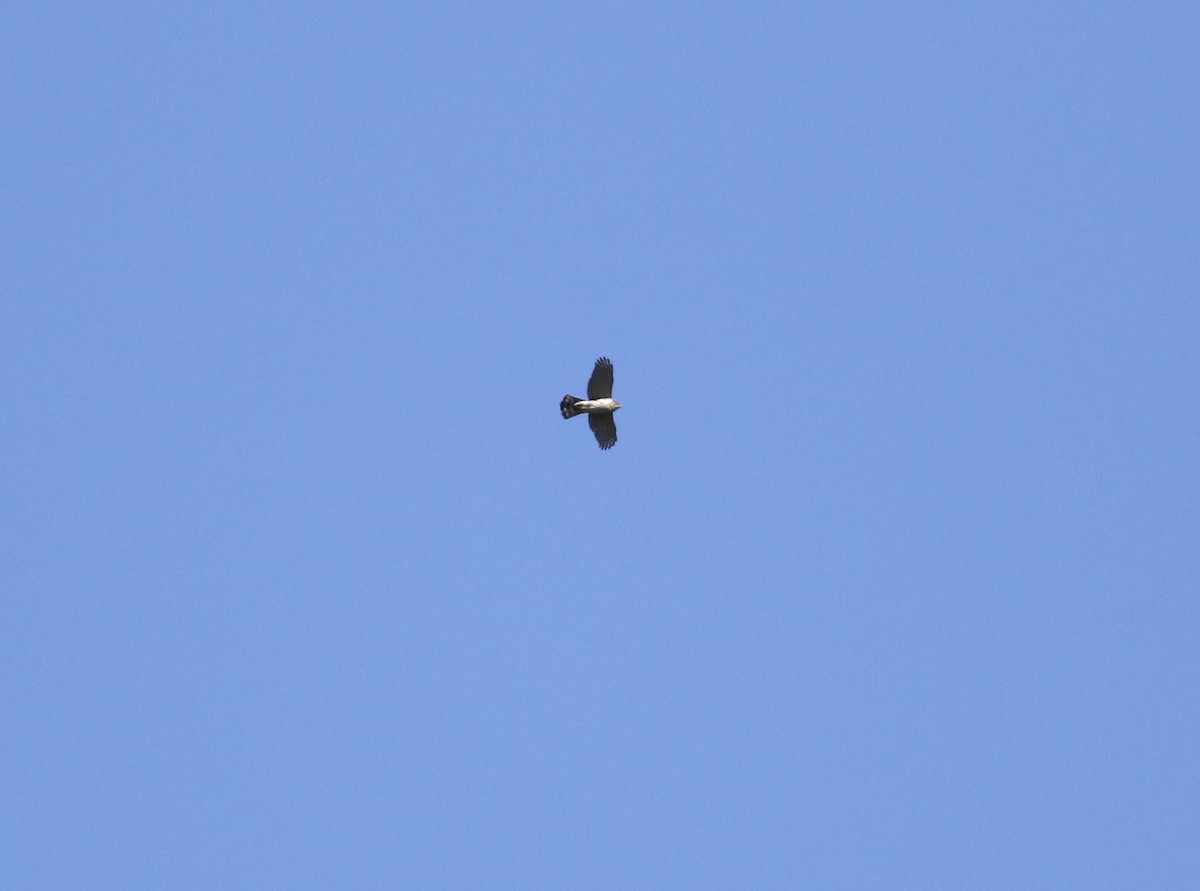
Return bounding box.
[560,395,583,419]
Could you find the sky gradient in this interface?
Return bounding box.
[4,3,1198,888]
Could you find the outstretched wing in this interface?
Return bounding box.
[587,357,614,399]
[588,412,617,450]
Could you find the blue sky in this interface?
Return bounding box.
[4,3,1197,888]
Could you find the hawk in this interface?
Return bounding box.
[561,356,622,450]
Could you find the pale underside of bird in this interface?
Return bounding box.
[560,356,621,450]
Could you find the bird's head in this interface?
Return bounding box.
[612,400,622,411]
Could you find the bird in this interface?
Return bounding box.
[561,356,622,450]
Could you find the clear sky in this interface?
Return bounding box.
[4,3,1197,888]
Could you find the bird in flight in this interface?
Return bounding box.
[561,356,621,450]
